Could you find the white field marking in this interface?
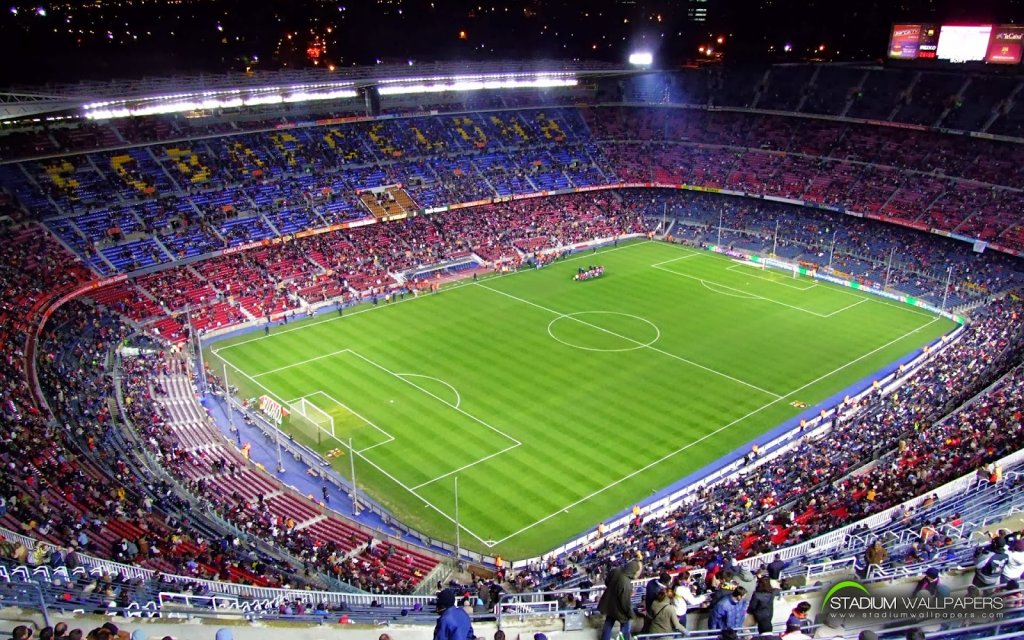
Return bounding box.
[824,286,937,318]
[301,389,396,450]
[655,263,838,318]
[252,348,351,378]
[356,440,393,453]
[547,312,661,353]
[215,351,300,416]
[410,442,521,490]
[699,280,761,299]
[214,352,369,453]
[347,444,492,545]
[651,244,937,320]
[649,249,704,268]
[346,349,523,492]
[822,298,868,317]
[396,373,462,409]
[725,262,818,291]
[347,349,522,446]
[802,278,937,318]
[213,239,657,353]
[235,340,520,448]
[214,347,492,546]
[475,282,783,399]
[489,315,942,546]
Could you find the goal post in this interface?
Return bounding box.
[288,396,336,444]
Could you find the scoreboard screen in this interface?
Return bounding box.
[888,23,1023,65]
[937,25,993,61]
[889,24,939,59]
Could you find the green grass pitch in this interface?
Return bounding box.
[206,240,956,559]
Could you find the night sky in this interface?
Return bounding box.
[0,0,1021,85]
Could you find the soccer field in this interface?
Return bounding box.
[207,240,956,559]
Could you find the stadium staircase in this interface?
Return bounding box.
[888,71,922,122]
[793,65,822,113]
[933,75,974,128]
[131,355,442,591]
[984,80,1024,132]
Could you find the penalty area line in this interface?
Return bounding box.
[409,442,522,491]
[346,349,522,447]
[217,346,492,545]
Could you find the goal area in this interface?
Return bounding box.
[288,396,336,443]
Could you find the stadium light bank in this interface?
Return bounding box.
[82,72,578,119]
[377,73,577,95]
[628,52,654,66]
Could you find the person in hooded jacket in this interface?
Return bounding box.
[434,589,475,640]
[598,559,642,640]
[747,576,776,634]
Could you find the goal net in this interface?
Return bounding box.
[289,396,336,441]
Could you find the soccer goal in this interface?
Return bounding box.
[289,396,336,442]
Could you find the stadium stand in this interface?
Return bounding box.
[2,65,1024,637]
[623,190,1024,307]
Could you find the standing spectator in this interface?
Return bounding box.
[786,602,812,629]
[747,576,776,634]
[433,588,474,640]
[974,539,1010,590]
[642,571,672,632]
[598,559,642,640]
[766,554,788,588]
[646,588,687,635]
[671,572,706,627]
[864,541,888,574]
[707,571,740,608]
[708,586,748,631]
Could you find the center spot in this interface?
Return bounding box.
[547,311,661,352]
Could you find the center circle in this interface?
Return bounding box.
[547,311,661,352]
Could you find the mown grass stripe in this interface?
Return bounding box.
[206,241,955,558]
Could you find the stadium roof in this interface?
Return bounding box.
[0,60,637,121]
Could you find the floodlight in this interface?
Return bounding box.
[629,52,653,66]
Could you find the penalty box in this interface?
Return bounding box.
[260,349,520,489]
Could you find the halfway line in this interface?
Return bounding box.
[474,281,783,399]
